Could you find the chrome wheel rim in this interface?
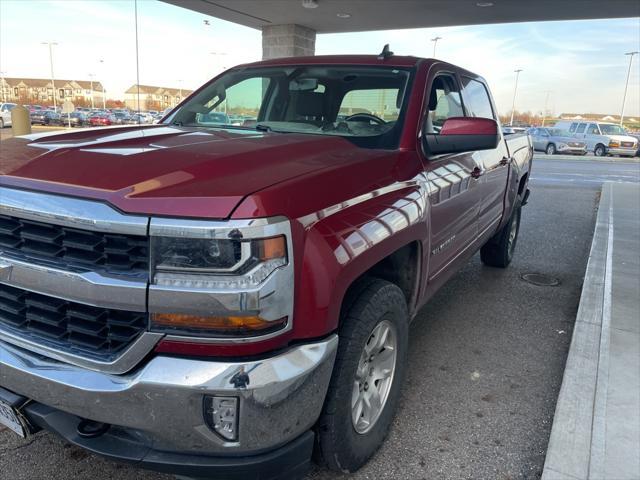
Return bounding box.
[351,319,397,434]
[547,145,554,154]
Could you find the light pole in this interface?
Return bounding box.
[431,36,442,58]
[88,73,95,109]
[509,69,523,126]
[210,51,228,73]
[0,71,6,102]
[41,42,58,110]
[620,51,639,126]
[541,90,551,126]
[99,59,106,109]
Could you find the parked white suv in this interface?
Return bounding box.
[554,120,638,157]
[0,102,17,128]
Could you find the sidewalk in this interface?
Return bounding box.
[543,182,640,479]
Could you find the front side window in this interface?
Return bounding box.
[587,123,600,135]
[168,65,413,149]
[423,75,464,134]
[460,77,495,119]
[575,123,587,134]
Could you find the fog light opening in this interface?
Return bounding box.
[204,396,239,442]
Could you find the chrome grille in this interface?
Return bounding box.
[0,214,149,272]
[0,283,148,358]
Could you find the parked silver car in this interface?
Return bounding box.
[530,127,587,155]
[554,120,638,157]
[0,102,17,128]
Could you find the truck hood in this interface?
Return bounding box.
[0,125,372,218]
[607,134,638,144]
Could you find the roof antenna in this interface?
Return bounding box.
[378,44,394,60]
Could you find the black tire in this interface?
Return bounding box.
[594,144,606,156]
[315,278,409,472]
[480,198,522,268]
[546,143,556,155]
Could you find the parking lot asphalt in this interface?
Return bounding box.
[0,157,623,480]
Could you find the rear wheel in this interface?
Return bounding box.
[315,278,409,473]
[481,198,522,268]
[594,144,606,156]
[546,143,556,155]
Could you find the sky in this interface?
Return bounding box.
[1,0,639,117]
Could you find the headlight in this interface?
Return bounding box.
[557,143,567,149]
[609,141,620,148]
[152,236,287,283]
[148,218,293,339]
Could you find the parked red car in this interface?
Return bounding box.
[88,113,115,126]
[0,53,532,479]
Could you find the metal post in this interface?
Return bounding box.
[88,73,95,109]
[0,71,5,102]
[541,91,551,126]
[509,69,523,126]
[620,51,638,126]
[99,59,106,110]
[42,42,58,110]
[431,36,442,58]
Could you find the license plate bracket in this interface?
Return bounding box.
[0,388,28,438]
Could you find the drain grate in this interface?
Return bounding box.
[521,273,560,287]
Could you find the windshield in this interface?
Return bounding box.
[167,65,413,149]
[599,124,626,135]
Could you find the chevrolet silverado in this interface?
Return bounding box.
[0,52,532,479]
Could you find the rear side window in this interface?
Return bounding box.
[461,77,495,119]
[575,123,587,134]
[569,123,578,132]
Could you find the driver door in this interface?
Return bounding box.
[419,73,482,280]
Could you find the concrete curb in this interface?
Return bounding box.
[542,182,640,480]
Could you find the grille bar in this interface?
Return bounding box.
[0,214,149,272]
[0,283,148,358]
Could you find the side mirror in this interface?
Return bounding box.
[423,117,500,156]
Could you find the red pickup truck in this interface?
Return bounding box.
[0,53,532,479]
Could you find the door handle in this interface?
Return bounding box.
[500,156,512,166]
[471,167,483,178]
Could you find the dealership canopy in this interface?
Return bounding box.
[163,0,640,58]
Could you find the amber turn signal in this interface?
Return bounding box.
[259,236,287,261]
[152,313,287,334]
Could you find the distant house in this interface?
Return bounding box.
[124,84,193,111]
[0,77,104,106]
[560,113,621,123]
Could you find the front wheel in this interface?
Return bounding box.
[546,143,556,155]
[315,278,409,472]
[594,144,606,156]
[481,198,522,268]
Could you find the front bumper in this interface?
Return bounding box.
[606,147,637,156]
[556,145,586,154]
[2,393,314,480]
[0,335,338,455]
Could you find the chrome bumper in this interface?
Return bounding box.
[606,147,637,156]
[0,335,338,454]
